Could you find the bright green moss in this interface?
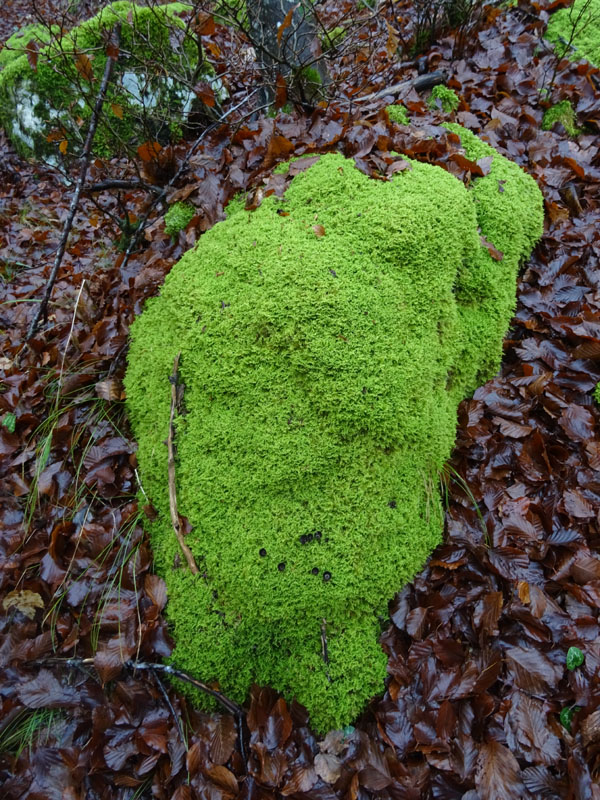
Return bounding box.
[164,201,195,236]
[546,0,600,67]
[386,104,410,125]
[542,100,581,136]
[428,85,460,113]
[321,26,346,52]
[0,2,216,160]
[595,383,600,404]
[125,132,543,732]
[0,24,56,69]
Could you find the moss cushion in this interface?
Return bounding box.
[125,127,543,732]
[546,0,600,67]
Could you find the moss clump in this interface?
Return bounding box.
[428,85,460,113]
[386,104,410,125]
[321,26,346,52]
[595,383,600,404]
[546,0,600,67]
[164,202,195,236]
[0,24,56,69]
[125,129,543,732]
[0,2,218,161]
[542,100,581,136]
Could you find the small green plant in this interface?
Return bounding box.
[559,704,582,732]
[2,412,16,433]
[164,202,195,237]
[542,100,581,137]
[595,382,600,404]
[321,26,346,53]
[566,646,585,670]
[0,709,61,756]
[428,85,460,113]
[386,104,410,125]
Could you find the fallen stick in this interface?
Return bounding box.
[27,25,121,339]
[86,178,163,194]
[353,69,447,104]
[168,352,199,575]
[40,656,248,763]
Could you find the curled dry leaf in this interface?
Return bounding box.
[2,589,44,619]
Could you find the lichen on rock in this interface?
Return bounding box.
[125,127,543,732]
[0,2,222,161]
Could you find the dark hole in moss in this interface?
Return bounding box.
[259,548,267,557]
[278,562,286,571]
[312,567,319,575]
[388,500,397,509]
[323,572,331,582]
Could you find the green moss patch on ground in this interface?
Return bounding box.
[542,99,581,136]
[0,2,217,160]
[546,0,600,67]
[125,130,543,732]
[386,104,410,125]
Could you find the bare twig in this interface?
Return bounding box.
[27,25,121,340]
[153,670,188,750]
[168,353,199,575]
[353,69,447,104]
[320,618,332,684]
[39,656,248,763]
[120,86,263,273]
[86,179,163,194]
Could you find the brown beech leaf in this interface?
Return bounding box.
[505,646,562,693]
[312,224,325,237]
[314,752,342,783]
[480,235,504,261]
[2,589,44,619]
[475,739,525,799]
[26,39,39,71]
[210,715,237,765]
[194,82,215,107]
[95,378,122,401]
[137,141,162,163]
[277,4,299,46]
[207,765,238,795]
[144,574,167,610]
[75,51,94,81]
[275,73,287,109]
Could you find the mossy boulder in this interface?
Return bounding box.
[0,2,221,161]
[125,127,543,732]
[546,0,600,67]
[0,24,55,69]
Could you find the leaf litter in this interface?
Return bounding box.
[1,0,600,796]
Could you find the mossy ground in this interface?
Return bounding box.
[125,129,543,732]
[164,202,195,236]
[386,104,410,125]
[542,100,581,136]
[0,2,214,160]
[546,0,600,67]
[428,85,460,113]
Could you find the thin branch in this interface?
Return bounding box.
[168,353,200,576]
[120,86,263,272]
[27,25,122,339]
[39,656,248,763]
[320,618,332,684]
[352,70,447,104]
[86,179,163,194]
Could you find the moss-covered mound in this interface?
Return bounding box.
[125,127,543,732]
[546,0,600,67]
[0,2,219,160]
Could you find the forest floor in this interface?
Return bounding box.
[1,1,599,798]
